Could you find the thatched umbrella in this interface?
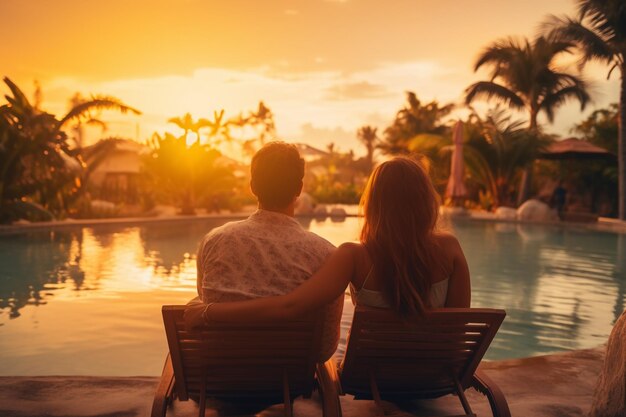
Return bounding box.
[540,138,615,160]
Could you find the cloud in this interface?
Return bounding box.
[296,123,357,152]
[325,81,392,100]
[29,57,614,159]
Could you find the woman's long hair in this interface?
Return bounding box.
[360,156,445,316]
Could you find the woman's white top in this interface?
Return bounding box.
[349,268,449,308]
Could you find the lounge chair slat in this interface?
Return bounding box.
[359,341,478,350]
[176,339,311,349]
[358,330,486,340]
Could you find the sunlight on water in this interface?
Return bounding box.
[0,217,624,376]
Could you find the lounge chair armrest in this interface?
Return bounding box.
[471,370,511,417]
[151,354,176,417]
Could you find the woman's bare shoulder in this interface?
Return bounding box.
[433,231,462,252]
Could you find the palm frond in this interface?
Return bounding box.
[2,77,32,111]
[465,81,525,109]
[58,96,141,129]
[543,14,617,66]
[540,85,592,122]
[84,118,107,131]
[473,37,523,72]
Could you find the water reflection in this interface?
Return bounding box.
[0,220,227,319]
[453,219,625,357]
[0,230,85,317]
[139,219,226,274]
[0,217,624,372]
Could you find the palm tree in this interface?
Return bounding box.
[465,36,590,205]
[206,109,233,145]
[246,101,276,146]
[543,1,626,219]
[356,125,378,172]
[236,102,276,158]
[167,113,212,145]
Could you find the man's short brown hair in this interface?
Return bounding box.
[251,142,305,209]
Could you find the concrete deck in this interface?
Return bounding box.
[0,346,605,417]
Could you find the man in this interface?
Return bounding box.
[188,141,343,360]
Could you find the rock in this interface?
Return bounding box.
[590,311,626,417]
[313,205,328,217]
[329,207,346,218]
[495,206,518,220]
[517,199,558,222]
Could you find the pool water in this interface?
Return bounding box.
[0,216,624,376]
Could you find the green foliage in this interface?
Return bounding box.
[309,178,362,204]
[573,103,618,155]
[380,92,453,154]
[407,133,453,193]
[463,108,554,207]
[304,148,368,204]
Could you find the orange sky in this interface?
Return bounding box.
[0,0,619,155]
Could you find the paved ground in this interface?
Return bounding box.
[0,346,605,417]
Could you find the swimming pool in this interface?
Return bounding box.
[0,216,624,376]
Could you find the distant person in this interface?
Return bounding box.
[189,141,343,361]
[551,180,567,219]
[186,157,470,330]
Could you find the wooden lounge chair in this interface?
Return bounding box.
[338,306,510,417]
[151,305,342,417]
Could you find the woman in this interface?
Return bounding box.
[185,156,470,328]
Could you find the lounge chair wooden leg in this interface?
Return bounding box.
[453,376,475,417]
[151,354,176,417]
[369,370,386,416]
[471,370,511,417]
[283,370,293,417]
[316,360,342,417]
[198,370,207,417]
